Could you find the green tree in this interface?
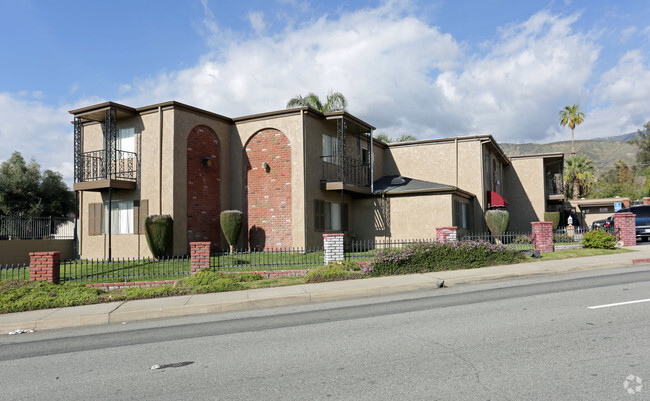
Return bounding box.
[0,151,73,216]
[286,91,347,113]
[559,104,585,155]
[592,160,643,199]
[630,120,650,172]
[563,154,595,200]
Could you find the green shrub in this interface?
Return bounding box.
[221,210,243,253]
[544,212,560,230]
[304,263,363,283]
[144,215,174,259]
[582,229,617,249]
[368,240,525,276]
[485,209,510,243]
[553,233,576,244]
[512,235,532,244]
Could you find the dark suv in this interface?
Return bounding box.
[616,205,650,241]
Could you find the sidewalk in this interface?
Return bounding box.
[3,245,650,333]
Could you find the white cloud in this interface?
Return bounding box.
[248,11,266,34]
[0,93,74,185]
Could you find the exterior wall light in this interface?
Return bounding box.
[261,161,269,171]
[202,156,212,169]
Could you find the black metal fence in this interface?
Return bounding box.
[0,263,30,281]
[345,239,437,262]
[60,255,191,283]
[553,227,588,245]
[458,231,536,251]
[0,216,74,240]
[210,248,324,271]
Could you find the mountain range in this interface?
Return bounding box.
[500,132,639,174]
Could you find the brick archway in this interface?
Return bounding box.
[187,125,220,251]
[244,129,292,250]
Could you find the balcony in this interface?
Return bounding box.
[73,149,138,191]
[321,155,371,194]
[545,173,564,201]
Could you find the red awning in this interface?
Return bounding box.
[487,191,508,208]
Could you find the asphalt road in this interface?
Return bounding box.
[1,266,650,400]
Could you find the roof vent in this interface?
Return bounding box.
[390,176,406,185]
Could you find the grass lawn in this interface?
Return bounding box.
[525,247,631,261]
[0,246,634,314]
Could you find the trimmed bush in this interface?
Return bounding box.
[144,215,174,259]
[582,229,617,249]
[485,209,510,244]
[368,240,525,276]
[544,212,561,230]
[221,210,243,253]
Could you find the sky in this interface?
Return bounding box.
[1,0,649,186]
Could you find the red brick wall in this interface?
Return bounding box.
[244,129,292,250]
[436,226,457,243]
[531,221,553,252]
[614,212,636,246]
[29,251,61,283]
[187,126,220,252]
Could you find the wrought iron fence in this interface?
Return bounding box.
[458,232,536,251]
[321,155,370,188]
[344,239,436,262]
[210,248,324,271]
[553,227,588,245]
[0,216,74,240]
[78,149,137,182]
[0,263,29,281]
[60,255,191,283]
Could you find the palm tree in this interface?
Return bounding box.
[559,104,585,155]
[286,91,347,113]
[563,154,594,199]
[374,133,417,143]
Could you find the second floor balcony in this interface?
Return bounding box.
[545,173,564,200]
[73,149,138,191]
[321,155,371,194]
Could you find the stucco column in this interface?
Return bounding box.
[613,212,636,247]
[29,251,61,283]
[436,227,457,243]
[190,242,211,273]
[323,234,344,264]
[531,222,553,253]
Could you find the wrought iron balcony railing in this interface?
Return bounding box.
[321,155,370,188]
[78,149,138,182]
[545,176,564,196]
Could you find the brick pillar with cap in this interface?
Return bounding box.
[614,212,636,247]
[29,251,61,283]
[190,242,211,273]
[531,221,553,253]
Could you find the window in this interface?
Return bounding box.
[322,134,338,164]
[104,127,135,155]
[453,199,470,230]
[314,200,348,231]
[117,127,135,153]
[88,199,148,235]
[103,201,134,234]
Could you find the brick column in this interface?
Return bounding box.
[323,234,344,264]
[29,251,61,283]
[614,212,636,247]
[643,197,650,205]
[436,226,457,243]
[190,242,211,273]
[531,222,553,253]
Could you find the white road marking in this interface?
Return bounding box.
[588,298,650,310]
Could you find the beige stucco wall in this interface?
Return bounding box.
[382,139,499,232]
[504,157,545,232]
[352,194,453,240]
[77,106,233,259]
[0,240,74,265]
